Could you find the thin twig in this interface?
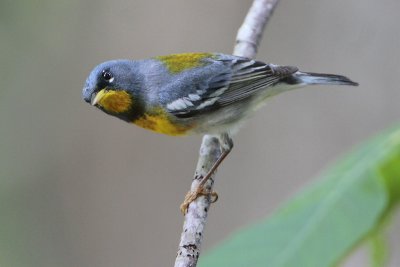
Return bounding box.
[174,135,220,267]
[174,1,280,266]
[234,0,280,58]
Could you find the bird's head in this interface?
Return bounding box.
[82,60,144,121]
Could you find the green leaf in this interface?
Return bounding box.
[368,230,388,267]
[199,126,400,267]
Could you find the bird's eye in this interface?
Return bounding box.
[102,70,113,82]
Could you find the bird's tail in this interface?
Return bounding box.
[291,71,359,86]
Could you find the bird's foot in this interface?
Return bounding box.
[180,187,218,215]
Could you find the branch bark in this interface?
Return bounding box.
[234,0,280,58]
[174,1,280,266]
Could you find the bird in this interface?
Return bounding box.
[82,52,358,214]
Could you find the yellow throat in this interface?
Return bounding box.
[92,89,132,114]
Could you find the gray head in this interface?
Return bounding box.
[82,60,139,104]
[82,60,145,121]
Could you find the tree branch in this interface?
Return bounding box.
[234,0,280,58]
[174,135,220,267]
[174,1,280,266]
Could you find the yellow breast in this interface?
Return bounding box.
[133,108,193,136]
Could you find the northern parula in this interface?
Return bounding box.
[82,52,358,213]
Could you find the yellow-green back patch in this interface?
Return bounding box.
[156,53,214,74]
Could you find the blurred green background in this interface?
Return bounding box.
[1,0,399,266]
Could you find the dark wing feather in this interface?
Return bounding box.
[168,58,298,118]
[220,60,298,104]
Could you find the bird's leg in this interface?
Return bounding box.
[180,133,233,214]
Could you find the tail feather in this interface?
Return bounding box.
[293,71,358,86]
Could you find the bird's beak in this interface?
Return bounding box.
[91,89,106,106]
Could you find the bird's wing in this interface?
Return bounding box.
[166,57,298,118]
